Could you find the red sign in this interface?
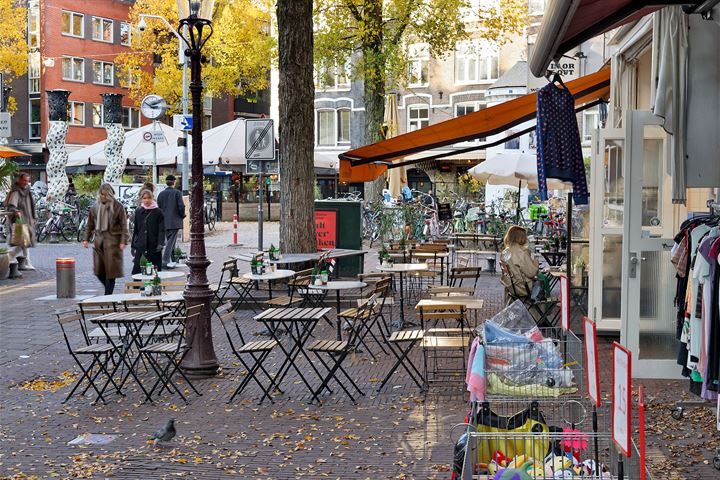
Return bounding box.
[315,210,337,250]
[560,275,570,331]
[612,342,632,457]
[583,316,600,407]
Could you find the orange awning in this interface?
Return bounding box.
[339,67,610,183]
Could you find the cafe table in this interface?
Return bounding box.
[377,263,428,327]
[132,271,186,281]
[310,280,367,340]
[254,307,333,403]
[91,310,170,401]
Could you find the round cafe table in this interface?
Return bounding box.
[311,280,367,340]
[132,271,186,281]
[241,269,295,303]
[377,263,428,327]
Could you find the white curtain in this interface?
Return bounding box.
[652,6,688,204]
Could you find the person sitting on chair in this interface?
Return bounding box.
[500,225,539,304]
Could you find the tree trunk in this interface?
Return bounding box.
[277,0,316,253]
[362,0,386,202]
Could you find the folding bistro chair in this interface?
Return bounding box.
[212,259,254,316]
[339,278,392,359]
[78,300,121,343]
[308,296,376,404]
[265,268,313,309]
[218,308,279,404]
[418,304,473,390]
[139,304,204,404]
[448,266,483,291]
[57,309,120,404]
[377,328,425,392]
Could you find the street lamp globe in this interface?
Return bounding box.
[176,0,215,20]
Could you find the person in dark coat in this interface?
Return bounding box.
[83,183,129,294]
[131,189,165,274]
[157,175,185,269]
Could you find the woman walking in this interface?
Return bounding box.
[131,189,165,274]
[83,184,128,295]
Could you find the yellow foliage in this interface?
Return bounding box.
[19,371,79,393]
[0,0,28,113]
[115,0,275,112]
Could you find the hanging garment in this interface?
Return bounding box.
[535,82,589,205]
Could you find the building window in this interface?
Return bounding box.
[505,136,520,149]
[92,17,113,43]
[67,102,85,126]
[92,104,103,127]
[408,105,429,132]
[29,99,41,139]
[408,43,430,87]
[61,11,84,38]
[583,108,599,143]
[316,108,351,147]
[120,22,131,46]
[315,61,350,91]
[93,61,114,85]
[28,53,40,94]
[455,102,486,141]
[122,107,141,129]
[455,41,499,84]
[337,109,351,144]
[28,1,40,49]
[61,56,85,82]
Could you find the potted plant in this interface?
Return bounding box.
[0,248,9,279]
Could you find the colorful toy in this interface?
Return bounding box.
[493,460,535,480]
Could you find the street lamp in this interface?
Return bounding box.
[176,0,218,377]
[137,13,190,194]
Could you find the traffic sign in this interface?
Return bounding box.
[245,118,275,160]
[142,131,166,143]
[0,112,11,138]
[173,114,193,131]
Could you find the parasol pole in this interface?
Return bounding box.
[516,180,522,224]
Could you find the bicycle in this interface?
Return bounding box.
[203,197,217,231]
[36,202,77,242]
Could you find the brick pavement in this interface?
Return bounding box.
[0,222,717,479]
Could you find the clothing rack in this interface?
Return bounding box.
[670,199,720,471]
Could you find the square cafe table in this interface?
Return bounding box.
[90,310,170,401]
[254,307,333,403]
[378,263,428,327]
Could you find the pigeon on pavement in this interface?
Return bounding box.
[151,418,176,445]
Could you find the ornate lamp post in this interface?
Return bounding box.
[176,0,218,377]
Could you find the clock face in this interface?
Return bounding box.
[140,95,167,120]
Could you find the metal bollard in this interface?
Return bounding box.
[56,257,76,298]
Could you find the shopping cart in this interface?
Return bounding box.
[452,408,648,479]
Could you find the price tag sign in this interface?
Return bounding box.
[583,317,600,406]
[612,342,632,457]
[560,274,570,331]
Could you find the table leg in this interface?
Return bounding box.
[399,272,405,327]
[336,290,342,341]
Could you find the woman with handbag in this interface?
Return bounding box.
[83,183,129,295]
[131,189,165,275]
[5,172,37,279]
[499,225,540,304]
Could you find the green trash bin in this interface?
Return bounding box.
[315,200,363,277]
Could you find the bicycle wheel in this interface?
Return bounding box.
[36,220,49,242]
[60,217,76,242]
[76,217,87,242]
[208,208,216,231]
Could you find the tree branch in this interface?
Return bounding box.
[344,0,362,22]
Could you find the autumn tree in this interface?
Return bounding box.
[0,0,28,113]
[115,0,275,113]
[277,0,316,253]
[314,0,527,198]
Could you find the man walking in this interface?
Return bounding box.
[157,175,185,269]
[5,172,37,278]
